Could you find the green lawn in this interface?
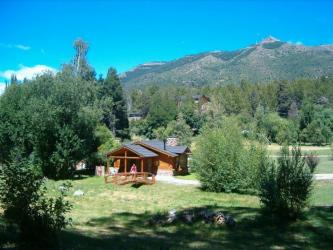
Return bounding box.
[1,177,333,249]
[315,157,333,174]
[311,181,333,206]
[267,144,333,174]
[267,144,332,156]
[175,172,198,180]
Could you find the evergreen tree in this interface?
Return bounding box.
[10,74,18,85]
[72,39,95,80]
[276,81,290,118]
[288,101,299,119]
[101,68,129,139]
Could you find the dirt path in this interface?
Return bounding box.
[156,175,201,186]
[315,174,333,180]
[156,174,333,186]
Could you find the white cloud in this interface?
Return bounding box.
[15,44,31,50]
[0,83,6,95]
[0,43,31,51]
[287,41,303,46]
[0,65,57,81]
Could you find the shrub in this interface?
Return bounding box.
[95,124,120,165]
[192,119,268,193]
[304,152,319,173]
[259,146,314,220]
[0,156,72,248]
[261,113,298,144]
[153,113,193,146]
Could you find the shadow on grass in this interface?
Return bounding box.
[60,205,333,250]
[131,183,144,189]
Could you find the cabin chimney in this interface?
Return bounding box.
[163,139,167,150]
[166,136,178,146]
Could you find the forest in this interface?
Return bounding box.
[1,39,333,180]
[128,76,333,147]
[1,39,333,249]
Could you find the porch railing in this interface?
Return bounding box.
[104,172,156,185]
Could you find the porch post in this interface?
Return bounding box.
[106,156,110,175]
[124,150,127,173]
[141,158,144,173]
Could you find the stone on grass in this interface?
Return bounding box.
[214,212,226,225]
[225,215,236,227]
[199,210,215,223]
[182,212,195,223]
[166,209,177,223]
[73,190,84,196]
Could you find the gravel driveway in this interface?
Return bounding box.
[156,174,333,186]
[156,175,201,186]
[315,174,333,180]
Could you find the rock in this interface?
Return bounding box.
[225,215,236,227]
[73,190,84,196]
[214,212,226,225]
[166,209,177,223]
[182,212,195,223]
[199,209,215,223]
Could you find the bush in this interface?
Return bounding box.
[0,156,72,248]
[261,113,299,144]
[305,152,319,173]
[0,73,101,179]
[259,146,314,220]
[95,124,120,165]
[192,119,268,193]
[153,113,193,146]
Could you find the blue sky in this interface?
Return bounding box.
[1,0,333,90]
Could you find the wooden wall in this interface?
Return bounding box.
[111,150,188,175]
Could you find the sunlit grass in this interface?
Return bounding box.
[2,177,333,249]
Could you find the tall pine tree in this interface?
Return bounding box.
[72,39,96,80]
[276,81,290,118]
[101,68,129,139]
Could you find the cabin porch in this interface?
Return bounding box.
[105,144,159,185]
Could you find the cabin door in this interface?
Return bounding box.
[147,158,152,173]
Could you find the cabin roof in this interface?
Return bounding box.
[137,140,189,155]
[125,144,158,157]
[107,144,158,158]
[107,140,190,158]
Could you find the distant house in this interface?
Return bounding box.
[106,139,191,176]
[75,160,86,170]
[192,94,211,113]
[128,112,143,121]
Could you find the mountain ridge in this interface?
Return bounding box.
[121,37,333,87]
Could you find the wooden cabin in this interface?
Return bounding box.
[106,140,191,176]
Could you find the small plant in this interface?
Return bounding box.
[259,146,314,220]
[0,156,72,248]
[192,119,268,193]
[305,152,319,173]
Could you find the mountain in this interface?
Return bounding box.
[120,36,333,87]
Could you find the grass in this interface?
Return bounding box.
[60,178,333,249]
[175,172,198,180]
[315,156,333,174]
[267,144,332,156]
[2,177,332,249]
[266,144,333,174]
[311,181,333,206]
